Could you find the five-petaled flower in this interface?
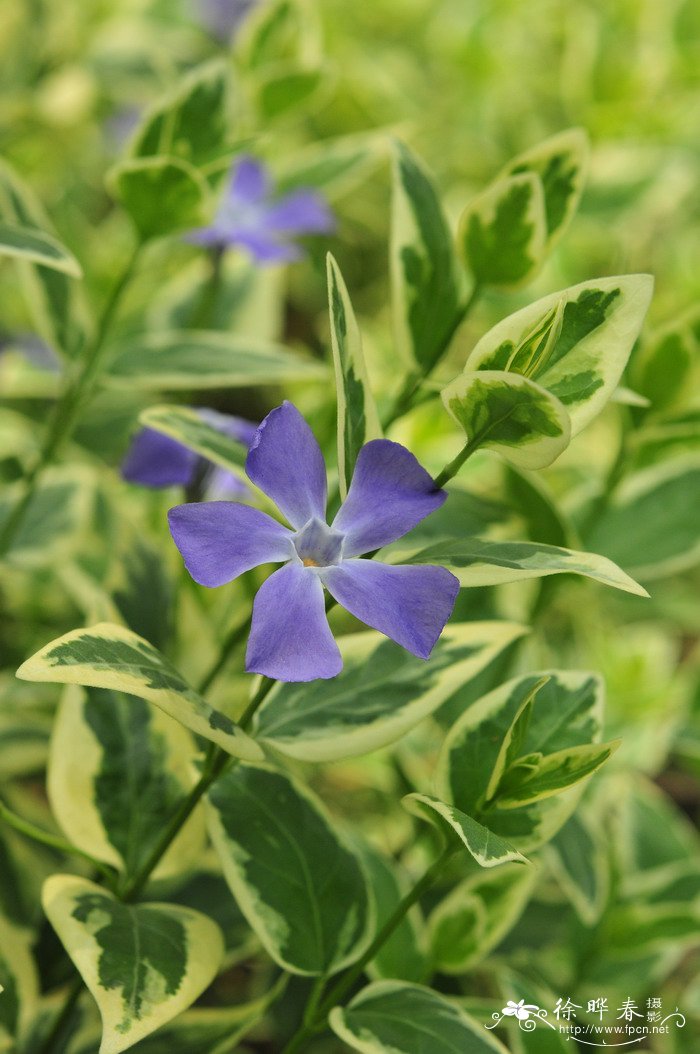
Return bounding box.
[168,402,459,681]
[186,156,335,264]
[122,409,256,499]
[503,1000,538,1021]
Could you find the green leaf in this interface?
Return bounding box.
[107,329,323,389]
[633,309,699,412]
[390,536,647,595]
[0,158,88,356]
[130,60,232,167]
[327,253,382,497]
[587,456,700,579]
[429,864,537,973]
[0,470,91,568]
[253,622,527,762]
[109,535,175,652]
[546,809,609,925]
[16,622,262,761]
[254,63,329,120]
[465,275,654,436]
[501,127,589,247]
[329,980,511,1053]
[458,173,546,288]
[42,875,224,1054]
[403,795,528,868]
[441,369,571,469]
[206,764,372,976]
[48,686,206,877]
[354,841,428,983]
[138,405,248,484]
[391,141,466,370]
[238,0,304,68]
[495,740,619,808]
[108,157,207,241]
[437,671,605,851]
[0,911,39,1047]
[276,132,382,197]
[0,221,82,277]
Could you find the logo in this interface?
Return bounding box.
[486,995,687,1047]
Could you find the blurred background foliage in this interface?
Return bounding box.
[1,0,700,1051]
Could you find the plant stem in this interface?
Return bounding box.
[196,613,252,695]
[0,799,117,887]
[37,978,83,1054]
[432,435,481,489]
[281,848,455,1054]
[0,240,143,557]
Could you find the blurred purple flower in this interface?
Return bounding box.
[168,401,459,682]
[122,409,256,496]
[193,0,258,40]
[186,156,335,264]
[0,334,60,372]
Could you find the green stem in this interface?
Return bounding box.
[196,613,252,695]
[0,241,143,557]
[282,848,455,1054]
[432,435,481,490]
[191,246,225,329]
[0,799,117,887]
[37,978,83,1054]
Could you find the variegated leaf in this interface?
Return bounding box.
[429,863,537,973]
[329,981,511,1054]
[42,875,224,1054]
[277,131,383,198]
[253,622,527,762]
[138,405,248,483]
[0,470,91,568]
[48,686,206,878]
[0,221,82,277]
[587,455,700,579]
[437,671,605,852]
[495,740,619,808]
[633,307,699,412]
[206,764,372,976]
[403,795,528,868]
[458,172,546,288]
[389,536,647,595]
[108,157,208,241]
[327,253,382,497]
[16,622,262,761]
[0,911,39,1049]
[500,127,589,248]
[107,330,323,389]
[391,141,466,370]
[441,369,571,469]
[130,60,232,167]
[0,157,88,355]
[465,274,654,436]
[546,809,610,925]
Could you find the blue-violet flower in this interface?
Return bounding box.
[168,401,460,681]
[186,156,335,264]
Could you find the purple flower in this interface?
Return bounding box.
[122,410,256,496]
[193,0,258,40]
[186,156,335,264]
[168,402,460,682]
[0,334,60,372]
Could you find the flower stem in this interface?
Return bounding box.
[0,798,118,887]
[196,613,252,694]
[432,435,481,489]
[0,240,143,558]
[281,847,455,1054]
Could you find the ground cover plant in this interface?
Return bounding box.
[1,1,699,1052]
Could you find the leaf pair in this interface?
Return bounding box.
[442,273,654,468]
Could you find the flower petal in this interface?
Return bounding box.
[321,560,459,659]
[229,228,303,263]
[122,428,198,488]
[246,563,342,681]
[246,402,327,529]
[226,156,270,209]
[332,440,447,557]
[197,408,258,447]
[168,501,293,587]
[205,465,249,500]
[265,190,336,235]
